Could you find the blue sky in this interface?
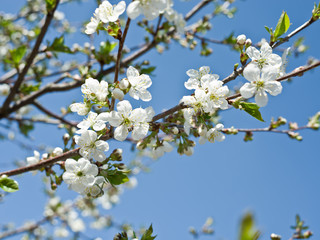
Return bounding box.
[1,0,320,239]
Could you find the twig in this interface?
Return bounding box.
[32,100,77,127]
[1,0,60,115]
[226,60,320,101]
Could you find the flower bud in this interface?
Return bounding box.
[245,38,252,47]
[172,126,179,135]
[53,147,63,156]
[63,133,70,145]
[119,79,129,90]
[184,147,194,156]
[270,233,281,240]
[112,88,124,100]
[136,141,144,150]
[236,34,246,45]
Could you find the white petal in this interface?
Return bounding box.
[114,125,129,141]
[127,1,142,19]
[240,83,256,99]
[139,89,152,101]
[95,140,109,151]
[260,42,272,59]
[107,111,122,127]
[114,1,126,16]
[255,89,268,107]
[184,78,199,90]
[246,46,260,60]
[243,64,260,82]
[186,69,199,78]
[132,123,149,140]
[127,66,140,78]
[264,81,282,96]
[65,158,78,172]
[117,100,132,116]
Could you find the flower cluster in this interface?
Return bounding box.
[180,66,228,139]
[65,67,155,195]
[85,1,126,35]
[240,41,289,107]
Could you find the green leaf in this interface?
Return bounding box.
[238,102,264,122]
[264,26,273,35]
[18,121,34,137]
[239,213,260,240]
[140,66,156,75]
[20,83,41,95]
[47,36,72,54]
[45,0,56,12]
[0,177,19,192]
[106,170,129,185]
[141,225,157,240]
[8,46,27,66]
[274,11,290,38]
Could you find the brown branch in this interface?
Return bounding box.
[97,0,212,79]
[0,217,50,240]
[272,17,317,49]
[152,103,186,122]
[184,0,210,21]
[1,0,60,115]
[226,60,320,101]
[32,100,77,127]
[222,15,319,85]
[110,18,131,111]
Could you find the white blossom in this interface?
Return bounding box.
[107,100,154,141]
[70,102,90,116]
[204,124,225,143]
[246,42,282,69]
[203,80,229,112]
[76,111,109,134]
[0,84,10,96]
[52,147,63,156]
[119,79,129,90]
[240,64,282,107]
[184,66,219,90]
[150,141,173,159]
[96,1,126,23]
[81,78,109,102]
[62,158,98,194]
[75,130,109,161]
[85,14,100,35]
[112,88,124,100]
[279,47,291,77]
[126,66,152,102]
[26,151,40,166]
[236,34,246,45]
[127,0,167,21]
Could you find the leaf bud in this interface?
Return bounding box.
[172,126,179,135]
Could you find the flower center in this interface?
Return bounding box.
[256,80,264,89]
[140,0,151,6]
[256,58,267,68]
[77,171,84,177]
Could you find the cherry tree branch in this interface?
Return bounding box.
[222,15,319,85]
[1,0,60,115]
[0,217,51,240]
[226,60,320,101]
[32,100,77,127]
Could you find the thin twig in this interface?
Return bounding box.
[1,0,60,115]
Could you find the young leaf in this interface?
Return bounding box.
[9,46,27,66]
[238,102,264,122]
[141,225,157,240]
[274,11,290,39]
[239,212,260,240]
[106,170,129,185]
[45,0,56,12]
[0,177,19,192]
[47,36,72,54]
